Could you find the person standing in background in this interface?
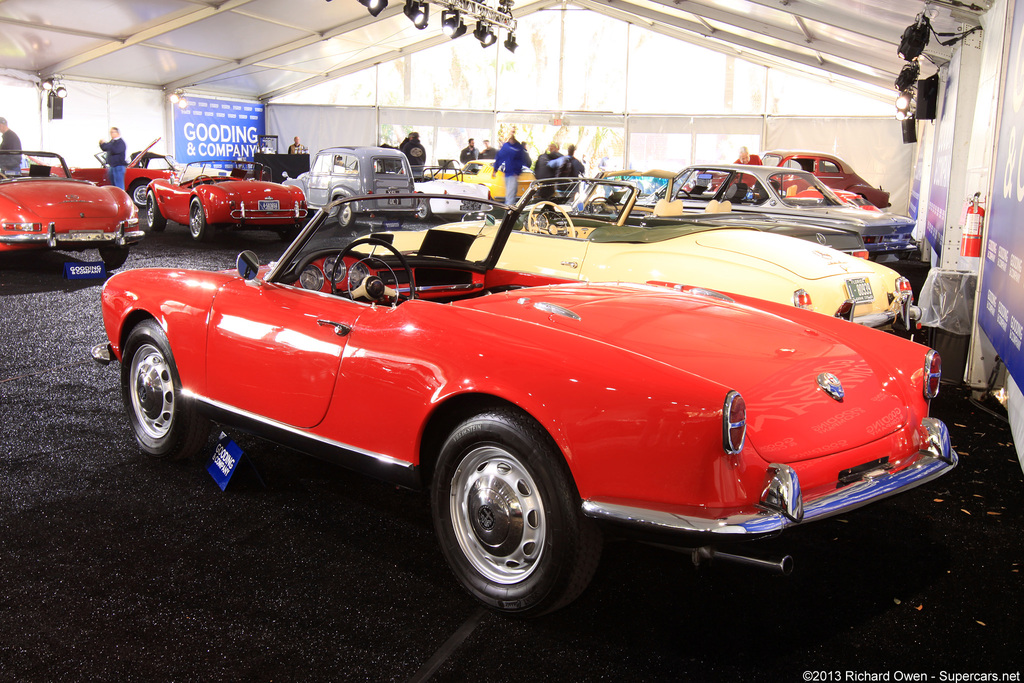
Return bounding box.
[288,136,307,154]
[478,139,496,159]
[735,146,762,165]
[460,138,478,164]
[494,134,529,203]
[0,117,22,175]
[99,127,127,190]
[401,132,427,168]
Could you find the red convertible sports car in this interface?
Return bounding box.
[70,137,179,209]
[146,159,307,241]
[93,190,955,616]
[1,150,142,269]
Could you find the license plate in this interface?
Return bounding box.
[70,230,104,241]
[386,189,401,206]
[844,277,874,303]
[460,200,483,211]
[258,200,280,211]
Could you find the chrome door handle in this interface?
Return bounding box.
[317,319,351,336]
[560,261,578,268]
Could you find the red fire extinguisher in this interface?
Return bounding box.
[963,192,984,258]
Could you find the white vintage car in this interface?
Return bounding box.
[414,166,492,216]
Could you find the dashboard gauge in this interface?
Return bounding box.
[299,264,325,291]
[324,256,346,284]
[348,261,369,288]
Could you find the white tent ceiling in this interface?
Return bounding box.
[0,0,990,102]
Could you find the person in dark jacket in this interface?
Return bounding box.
[560,144,586,177]
[0,117,22,175]
[494,135,530,203]
[478,139,497,159]
[400,131,427,168]
[99,127,128,190]
[534,143,563,199]
[459,139,478,164]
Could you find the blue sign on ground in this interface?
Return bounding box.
[207,432,245,491]
[173,97,265,164]
[63,261,106,280]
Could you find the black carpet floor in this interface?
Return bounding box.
[1,229,1021,682]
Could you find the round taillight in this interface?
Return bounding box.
[793,289,813,310]
[723,390,746,455]
[924,350,941,398]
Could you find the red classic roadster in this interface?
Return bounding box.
[93,191,955,616]
[69,137,179,208]
[145,159,306,241]
[1,150,142,269]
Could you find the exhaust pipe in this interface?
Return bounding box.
[691,546,794,576]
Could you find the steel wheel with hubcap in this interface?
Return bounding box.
[146,191,166,232]
[189,198,211,242]
[431,408,602,616]
[120,319,210,460]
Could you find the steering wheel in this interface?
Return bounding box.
[526,201,578,238]
[335,237,417,305]
[190,174,212,186]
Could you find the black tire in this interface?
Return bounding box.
[98,246,130,270]
[329,200,353,228]
[129,180,149,209]
[189,198,211,242]
[430,408,602,617]
[120,319,210,461]
[146,191,167,232]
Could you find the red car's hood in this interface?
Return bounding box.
[458,283,916,462]
[0,179,123,220]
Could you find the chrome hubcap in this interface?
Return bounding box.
[189,206,202,236]
[450,446,545,584]
[130,343,174,439]
[133,185,147,206]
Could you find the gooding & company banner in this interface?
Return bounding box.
[980,0,1024,385]
[173,97,265,164]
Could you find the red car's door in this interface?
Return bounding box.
[204,281,360,429]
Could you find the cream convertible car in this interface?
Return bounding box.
[495,178,918,329]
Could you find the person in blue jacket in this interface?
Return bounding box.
[494,134,530,203]
[98,127,127,190]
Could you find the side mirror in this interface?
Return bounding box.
[237,250,261,281]
[281,171,289,179]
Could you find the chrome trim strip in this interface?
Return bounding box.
[0,230,143,245]
[582,418,955,541]
[415,283,484,293]
[188,392,415,472]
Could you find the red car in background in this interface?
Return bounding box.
[70,138,179,209]
[0,150,142,269]
[145,159,307,242]
[761,150,891,209]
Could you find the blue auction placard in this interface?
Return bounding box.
[173,97,265,164]
[63,261,106,280]
[207,432,245,491]
[980,0,1024,387]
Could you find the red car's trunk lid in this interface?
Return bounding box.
[462,283,911,463]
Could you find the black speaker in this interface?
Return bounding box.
[917,74,939,120]
[47,92,63,120]
[902,117,918,144]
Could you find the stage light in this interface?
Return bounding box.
[474,21,496,47]
[503,31,517,53]
[404,0,428,28]
[41,79,54,91]
[359,0,388,17]
[895,90,914,120]
[441,10,467,38]
[898,15,931,61]
[54,85,67,98]
[895,62,920,92]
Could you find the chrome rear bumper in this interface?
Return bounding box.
[582,417,955,542]
[0,222,144,248]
